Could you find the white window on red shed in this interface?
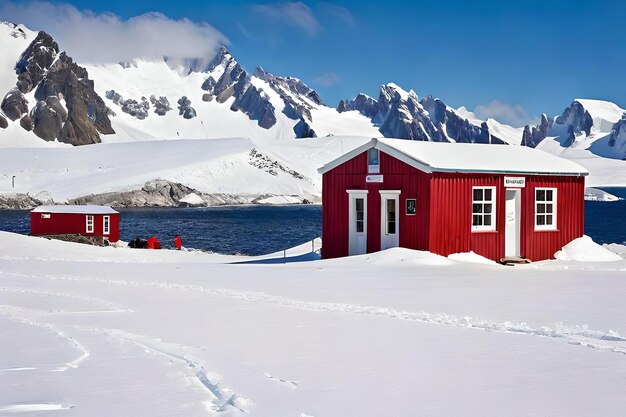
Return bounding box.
[368,148,380,174]
[103,216,110,235]
[86,215,94,233]
[472,186,496,232]
[535,188,557,230]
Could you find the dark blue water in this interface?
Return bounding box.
[0,206,322,255]
[1,197,624,253]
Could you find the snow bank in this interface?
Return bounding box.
[448,251,497,265]
[179,192,204,205]
[363,247,455,266]
[554,236,623,262]
[584,187,621,202]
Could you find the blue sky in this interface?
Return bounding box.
[2,0,626,126]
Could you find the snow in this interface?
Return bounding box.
[448,251,497,265]
[178,193,204,205]
[574,99,625,132]
[31,205,119,214]
[584,187,621,202]
[1,231,626,416]
[321,138,589,176]
[554,235,623,262]
[257,195,302,204]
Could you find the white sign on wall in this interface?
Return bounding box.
[504,176,526,187]
[366,175,384,183]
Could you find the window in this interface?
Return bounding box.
[535,188,557,230]
[368,148,380,173]
[103,216,110,235]
[472,187,496,231]
[86,215,94,233]
[355,198,365,233]
[386,199,396,234]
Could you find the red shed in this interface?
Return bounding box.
[318,138,588,262]
[31,205,120,243]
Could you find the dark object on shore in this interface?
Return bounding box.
[128,237,148,249]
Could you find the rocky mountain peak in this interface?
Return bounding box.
[608,113,626,152]
[15,31,59,94]
[521,113,551,148]
[554,100,593,145]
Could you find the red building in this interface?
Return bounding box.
[318,138,588,262]
[31,205,120,243]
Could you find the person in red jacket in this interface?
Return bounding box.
[174,235,182,250]
[147,236,161,249]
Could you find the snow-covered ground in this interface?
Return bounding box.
[1,231,626,416]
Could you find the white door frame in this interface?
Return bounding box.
[379,190,401,250]
[347,189,368,255]
[505,188,521,257]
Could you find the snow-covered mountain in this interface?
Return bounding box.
[338,84,522,145]
[1,21,626,206]
[522,99,626,159]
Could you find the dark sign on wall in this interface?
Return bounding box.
[406,199,416,215]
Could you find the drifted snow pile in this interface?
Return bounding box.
[554,235,623,262]
[447,251,497,265]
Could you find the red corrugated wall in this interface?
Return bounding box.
[521,175,585,261]
[430,173,585,261]
[322,151,430,259]
[30,212,120,242]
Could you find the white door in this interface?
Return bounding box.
[347,190,368,255]
[505,189,521,257]
[380,191,400,250]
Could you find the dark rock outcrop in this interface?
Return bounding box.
[1,88,29,121]
[106,90,150,119]
[521,113,551,148]
[293,118,316,138]
[36,52,114,145]
[608,113,626,149]
[202,93,212,102]
[230,85,276,128]
[553,101,593,146]
[150,95,171,115]
[15,31,59,93]
[20,114,33,131]
[0,113,7,129]
[31,99,64,141]
[340,93,379,119]
[254,66,322,105]
[177,96,196,119]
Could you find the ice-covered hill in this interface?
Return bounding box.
[2,21,626,205]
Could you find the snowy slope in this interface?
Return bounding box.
[1,232,626,416]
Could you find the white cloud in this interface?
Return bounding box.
[251,2,320,36]
[318,2,355,26]
[0,1,228,65]
[314,72,339,87]
[473,100,537,127]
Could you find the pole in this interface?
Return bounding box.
[12,175,15,189]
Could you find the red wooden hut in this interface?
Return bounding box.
[31,205,120,243]
[318,138,588,262]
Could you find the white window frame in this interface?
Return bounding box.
[367,148,380,174]
[471,186,496,232]
[103,215,110,235]
[535,187,557,231]
[86,215,94,234]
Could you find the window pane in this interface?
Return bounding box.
[473,203,482,214]
[546,215,553,225]
[484,215,492,226]
[484,204,492,214]
[546,190,553,201]
[473,188,483,201]
[473,215,482,226]
[388,221,396,234]
[536,189,545,201]
[356,212,364,221]
[537,203,545,214]
[537,215,545,226]
[387,199,395,215]
[356,220,363,233]
[546,204,553,214]
[484,188,492,201]
[356,198,363,212]
[368,148,379,165]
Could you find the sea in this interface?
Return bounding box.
[0,190,625,255]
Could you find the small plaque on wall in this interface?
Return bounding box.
[406,199,416,215]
